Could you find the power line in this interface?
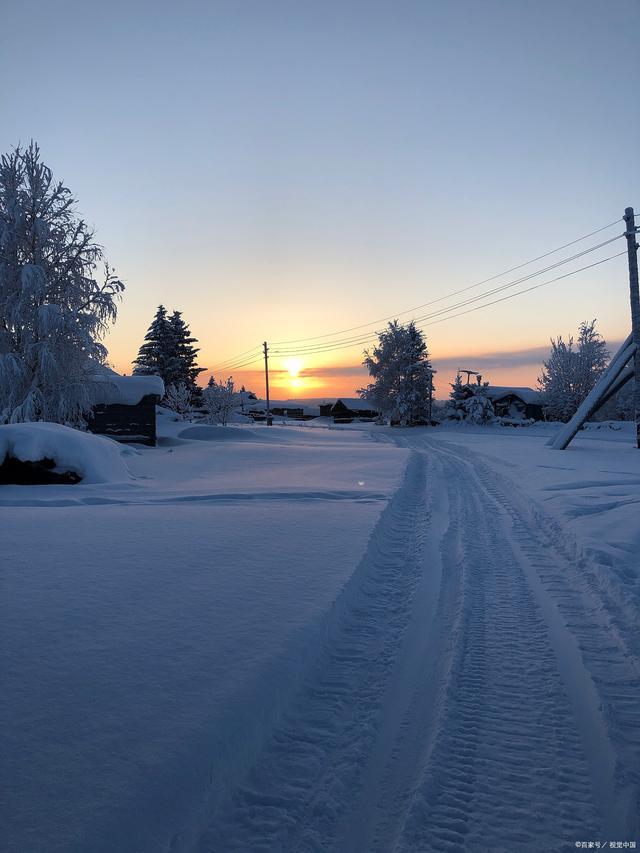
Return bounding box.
[209,344,262,369]
[271,217,623,346]
[271,251,625,359]
[205,216,627,373]
[210,355,263,373]
[423,251,626,329]
[270,235,623,357]
[208,344,262,372]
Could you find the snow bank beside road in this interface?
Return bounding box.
[0,422,130,484]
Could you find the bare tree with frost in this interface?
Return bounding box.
[202,376,235,425]
[538,319,609,421]
[164,382,193,420]
[0,143,123,424]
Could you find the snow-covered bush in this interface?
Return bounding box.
[359,320,434,425]
[202,376,235,425]
[164,382,193,420]
[0,142,124,425]
[442,375,495,424]
[464,389,495,424]
[538,319,609,422]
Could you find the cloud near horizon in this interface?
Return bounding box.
[284,339,625,382]
[269,347,549,384]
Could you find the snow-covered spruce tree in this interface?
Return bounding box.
[443,374,467,420]
[164,382,192,420]
[538,319,609,421]
[0,142,123,424]
[442,375,495,424]
[202,376,235,425]
[133,306,204,397]
[359,320,434,425]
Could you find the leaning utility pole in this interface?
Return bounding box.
[624,207,640,448]
[263,341,272,426]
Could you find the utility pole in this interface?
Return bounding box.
[263,341,272,426]
[428,368,437,425]
[624,207,640,448]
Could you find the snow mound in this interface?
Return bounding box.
[0,423,130,484]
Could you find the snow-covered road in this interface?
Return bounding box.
[3,421,639,852]
[203,430,639,852]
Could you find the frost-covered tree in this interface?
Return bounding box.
[133,306,204,396]
[0,142,123,424]
[202,376,235,425]
[443,374,495,424]
[164,382,192,420]
[359,320,434,425]
[538,319,609,421]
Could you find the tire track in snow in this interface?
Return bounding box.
[395,439,601,851]
[197,453,430,852]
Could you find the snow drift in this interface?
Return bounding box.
[0,422,130,484]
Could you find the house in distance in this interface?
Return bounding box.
[319,398,380,422]
[484,386,544,421]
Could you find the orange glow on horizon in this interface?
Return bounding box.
[109,355,549,401]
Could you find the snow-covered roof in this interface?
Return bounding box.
[484,386,542,404]
[92,368,165,405]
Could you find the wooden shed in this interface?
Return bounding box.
[87,370,165,446]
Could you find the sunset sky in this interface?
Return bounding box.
[1,0,636,399]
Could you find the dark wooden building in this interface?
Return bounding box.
[87,371,165,446]
[319,398,380,422]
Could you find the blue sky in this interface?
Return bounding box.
[1,0,637,396]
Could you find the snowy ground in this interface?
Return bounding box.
[2,414,639,852]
